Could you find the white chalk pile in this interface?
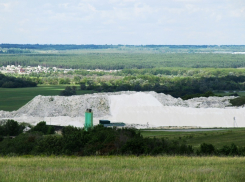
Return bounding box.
[0,91,243,128]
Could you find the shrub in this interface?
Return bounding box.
[0,135,3,142]
[198,143,216,155]
[181,91,215,100]
[0,120,25,136]
[218,143,239,156]
[121,137,146,155]
[59,86,76,96]
[62,126,84,155]
[30,121,55,135]
[230,96,245,107]
[34,135,64,155]
[0,132,42,155]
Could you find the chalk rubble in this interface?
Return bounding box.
[0,91,242,128]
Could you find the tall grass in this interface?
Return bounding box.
[0,156,244,182]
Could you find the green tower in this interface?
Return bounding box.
[85,109,93,131]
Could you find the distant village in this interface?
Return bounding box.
[0,65,65,74]
[0,65,120,75]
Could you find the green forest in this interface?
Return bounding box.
[1,53,245,69]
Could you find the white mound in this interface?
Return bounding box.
[0,91,243,128]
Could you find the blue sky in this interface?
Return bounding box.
[0,0,244,44]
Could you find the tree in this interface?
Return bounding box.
[2,120,24,136]
[73,76,81,84]
[31,121,55,135]
[59,86,76,96]
[80,82,86,90]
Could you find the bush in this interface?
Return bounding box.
[34,135,63,155]
[0,135,3,142]
[59,86,76,96]
[181,91,215,100]
[81,125,118,155]
[0,124,196,156]
[218,143,239,156]
[30,121,55,135]
[0,132,42,155]
[0,120,25,136]
[198,143,216,155]
[230,96,245,107]
[121,137,146,155]
[62,126,84,155]
[2,123,244,157]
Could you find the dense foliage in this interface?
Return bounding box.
[1,124,245,156]
[1,52,245,69]
[197,143,245,156]
[181,91,216,100]
[77,75,245,97]
[0,74,37,88]
[30,121,55,135]
[1,44,244,51]
[59,86,76,96]
[230,96,245,106]
[0,120,25,137]
[0,124,193,156]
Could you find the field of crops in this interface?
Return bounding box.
[0,85,95,111]
[0,156,244,182]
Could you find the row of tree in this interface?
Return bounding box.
[0,74,37,88]
[0,120,54,138]
[1,122,245,156]
[1,53,245,69]
[2,44,239,50]
[78,75,245,98]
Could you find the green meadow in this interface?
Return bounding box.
[141,128,245,149]
[0,85,95,111]
[0,156,245,182]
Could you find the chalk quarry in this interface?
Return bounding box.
[0,91,244,128]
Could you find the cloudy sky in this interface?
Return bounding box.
[0,0,244,44]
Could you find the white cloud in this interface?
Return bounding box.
[0,2,15,12]
[0,0,244,44]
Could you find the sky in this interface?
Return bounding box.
[0,0,244,45]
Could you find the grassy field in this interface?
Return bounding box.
[0,85,95,111]
[141,128,245,149]
[0,156,244,182]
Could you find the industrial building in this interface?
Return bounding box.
[84,109,125,130]
[99,120,125,128]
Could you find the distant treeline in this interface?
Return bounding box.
[1,44,244,50]
[18,71,245,97]
[0,74,37,88]
[77,75,245,98]
[1,53,245,69]
[0,121,245,156]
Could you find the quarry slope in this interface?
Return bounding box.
[0,91,243,128]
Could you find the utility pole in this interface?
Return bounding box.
[233,117,238,127]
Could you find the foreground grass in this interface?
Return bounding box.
[0,156,244,182]
[0,85,96,111]
[141,128,245,149]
